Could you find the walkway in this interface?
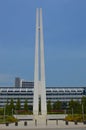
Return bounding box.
[0,120,86,129]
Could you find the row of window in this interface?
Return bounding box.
[0,91,33,93]
[0,93,83,96]
[0,93,33,96]
[47,97,81,100]
[46,90,83,92]
[0,101,33,103]
[46,93,83,95]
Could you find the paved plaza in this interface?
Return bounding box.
[0,120,86,130]
[0,129,86,130]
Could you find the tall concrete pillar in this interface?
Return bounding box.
[33,8,39,116]
[33,8,47,118]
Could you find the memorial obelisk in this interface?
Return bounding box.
[33,8,47,119]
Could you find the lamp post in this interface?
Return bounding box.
[12,108,13,116]
[82,104,84,121]
[72,107,73,118]
[4,104,6,123]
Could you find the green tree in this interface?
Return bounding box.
[69,99,81,114]
[47,100,52,113]
[81,96,86,114]
[10,99,15,109]
[24,99,28,111]
[16,99,21,110]
[9,99,15,115]
[0,108,4,115]
[53,101,62,111]
[5,99,10,115]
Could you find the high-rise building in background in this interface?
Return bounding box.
[15,77,34,89]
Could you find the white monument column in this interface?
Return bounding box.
[40,8,47,115]
[33,8,47,118]
[33,8,39,116]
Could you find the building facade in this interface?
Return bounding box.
[0,77,86,109]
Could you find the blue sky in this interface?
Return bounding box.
[0,0,86,87]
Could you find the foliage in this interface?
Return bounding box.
[47,100,52,113]
[15,110,33,115]
[6,116,18,123]
[0,108,4,115]
[0,115,18,124]
[15,99,21,111]
[5,100,10,115]
[47,110,64,114]
[53,101,62,110]
[0,98,33,115]
[81,96,86,114]
[68,99,82,114]
[1,96,86,116]
[65,114,86,122]
[5,99,15,115]
[24,99,28,111]
[9,99,15,110]
[9,99,15,115]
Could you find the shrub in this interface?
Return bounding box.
[6,116,18,123]
[65,114,86,122]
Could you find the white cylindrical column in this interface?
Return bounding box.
[40,8,47,115]
[33,8,39,116]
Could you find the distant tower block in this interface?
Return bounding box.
[33,8,47,117]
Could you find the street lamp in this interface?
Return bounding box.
[4,103,6,123]
[72,107,73,118]
[82,104,84,121]
[12,108,13,116]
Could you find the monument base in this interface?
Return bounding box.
[34,115,47,125]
